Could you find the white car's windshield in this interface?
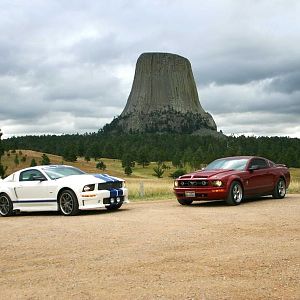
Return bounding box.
[43,166,85,180]
[205,158,249,171]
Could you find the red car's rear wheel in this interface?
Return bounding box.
[272,178,286,199]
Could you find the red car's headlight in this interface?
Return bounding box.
[211,180,223,187]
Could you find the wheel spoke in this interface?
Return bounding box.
[60,193,74,214]
[278,181,286,196]
[0,196,9,215]
[232,184,242,202]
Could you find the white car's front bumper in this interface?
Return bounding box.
[78,188,129,209]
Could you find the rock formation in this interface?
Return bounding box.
[104,52,218,134]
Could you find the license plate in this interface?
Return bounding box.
[185,191,195,197]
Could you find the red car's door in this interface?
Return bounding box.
[245,158,274,195]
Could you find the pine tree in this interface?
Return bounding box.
[63,146,77,162]
[96,161,106,171]
[124,165,132,176]
[0,130,7,178]
[30,158,37,167]
[14,154,20,166]
[41,153,51,165]
[153,163,164,178]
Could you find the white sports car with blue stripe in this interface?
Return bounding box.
[0,165,129,216]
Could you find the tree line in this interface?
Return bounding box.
[2,131,300,169]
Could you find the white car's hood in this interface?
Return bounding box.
[56,174,123,185]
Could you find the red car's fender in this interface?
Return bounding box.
[225,175,245,195]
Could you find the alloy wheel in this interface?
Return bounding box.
[60,192,74,215]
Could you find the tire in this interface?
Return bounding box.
[177,199,193,205]
[226,181,243,206]
[272,178,286,199]
[58,189,79,216]
[0,193,14,217]
[106,202,123,211]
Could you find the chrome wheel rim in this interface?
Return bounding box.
[60,193,74,215]
[232,184,243,203]
[0,195,10,215]
[278,180,286,197]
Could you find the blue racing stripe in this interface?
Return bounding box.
[13,199,57,203]
[101,174,118,182]
[109,189,123,197]
[93,174,119,182]
[93,174,111,181]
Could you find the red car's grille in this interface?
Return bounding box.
[179,180,209,187]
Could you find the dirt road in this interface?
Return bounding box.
[1,195,299,299]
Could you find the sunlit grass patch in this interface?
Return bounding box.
[126,178,174,201]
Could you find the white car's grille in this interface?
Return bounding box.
[98,182,122,190]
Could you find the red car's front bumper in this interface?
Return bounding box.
[174,187,228,201]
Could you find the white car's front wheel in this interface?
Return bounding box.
[106,202,123,211]
[58,190,79,216]
[0,193,13,217]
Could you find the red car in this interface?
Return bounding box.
[174,156,290,206]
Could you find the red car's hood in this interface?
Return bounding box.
[180,169,240,179]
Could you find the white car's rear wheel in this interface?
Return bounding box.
[59,190,79,216]
[0,193,13,217]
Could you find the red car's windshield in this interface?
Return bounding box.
[205,158,249,171]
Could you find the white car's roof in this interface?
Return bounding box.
[19,165,80,172]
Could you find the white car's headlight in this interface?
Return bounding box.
[211,180,223,187]
[82,184,95,192]
[122,181,126,188]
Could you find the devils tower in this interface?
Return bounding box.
[104,52,218,134]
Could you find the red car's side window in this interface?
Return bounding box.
[249,158,269,169]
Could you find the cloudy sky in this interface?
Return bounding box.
[1,0,299,139]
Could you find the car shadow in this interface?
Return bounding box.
[13,207,130,217]
[190,195,279,207]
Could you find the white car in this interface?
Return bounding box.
[0,165,129,216]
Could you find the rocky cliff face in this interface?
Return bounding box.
[104,52,218,134]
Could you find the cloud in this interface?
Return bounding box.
[0,0,300,138]
[267,71,300,94]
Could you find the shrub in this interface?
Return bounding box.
[96,161,106,171]
[124,165,132,176]
[169,169,186,179]
[153,163,164,178]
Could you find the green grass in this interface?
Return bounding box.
[2,150,300,201]
[289,168,300,194]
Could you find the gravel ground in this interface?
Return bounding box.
[0,194,299,300]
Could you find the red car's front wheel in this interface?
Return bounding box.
[177,199,193,205]
[226,181,243,206]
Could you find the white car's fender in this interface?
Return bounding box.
[0,182,18,202]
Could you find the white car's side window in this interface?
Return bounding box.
[19,170,47,182]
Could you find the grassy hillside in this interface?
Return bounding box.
[1,150,299,201]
